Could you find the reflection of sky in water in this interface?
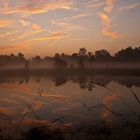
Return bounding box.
[0,76,140,125]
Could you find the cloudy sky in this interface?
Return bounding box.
[0,0,140,57]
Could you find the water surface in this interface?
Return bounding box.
[0,75,140,126]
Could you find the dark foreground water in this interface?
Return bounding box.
[0,75,140,139]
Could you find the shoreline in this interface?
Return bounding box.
[0,68,140,76]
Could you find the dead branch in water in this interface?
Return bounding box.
[129,88,140,105]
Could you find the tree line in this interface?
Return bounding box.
[0,46,140,69]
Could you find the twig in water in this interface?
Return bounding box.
[24,102,40,120]
[88,105,100,111]
[52,116,65,123]
[129,87,140,105]
[14,88,43,133]
[74,99,87,107]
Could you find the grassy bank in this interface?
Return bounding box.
[0,120,140,140]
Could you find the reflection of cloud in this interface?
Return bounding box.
[0,84,32,92]
[32,101,45,111]
[18,118,50,126]
[101,94,117,119]
[1,98,19,105]
[22,101,45,114]
[43,93,71,100]
[0,107,16,115]
[54,103,80,113]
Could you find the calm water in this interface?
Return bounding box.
[0,75,140,126]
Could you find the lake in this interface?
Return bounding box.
[0,75,140,126]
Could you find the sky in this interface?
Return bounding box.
[0,0,140,57]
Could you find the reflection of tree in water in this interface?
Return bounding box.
[94,76,111,87]
[117,78,140,88]
[70,76,79,83]
[78,77,88,90]
[34,77,42,83]
[86,80,96,91]
[53,76,67,86]
[0,76,30,85]
[52,76,96,91]
[77,77,96,91]
[70,76,111,91]
[0,75,140,90]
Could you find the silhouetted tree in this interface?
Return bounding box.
[25,60,30,69]
[54,58,67,68]
[115,46,140,62]
[0,55,9,67]
[78,48,88,68]
[79,48,87,56]
[17,52,26,63]
[18,52,24,58]
[88,52,94,63]
[54,53,61,59]
[71,53,79,60]
[61,53,68,58]
[78,58,85,68]
[95,49,113,62]
[32,56,42,64]
[0,46,140,70]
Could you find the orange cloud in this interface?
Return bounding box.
[3,0,74,16]
[65,13,91,20]
[0,0,9,12]
[97,0,119,39]
[119,2,140,11]
[0,19,15,28]
[11,29,45,41]
[86,0,105,8]
[51,13,90,31]
[0,30,19,38]
[51,20,84,31]
[98,13,119,39]
[0,42,29,52]
[31,23,42,30]
[104,0,113,12]
[19,19,30,26]
[31,32,69,41]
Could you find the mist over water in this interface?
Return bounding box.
[0,48,140,139]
